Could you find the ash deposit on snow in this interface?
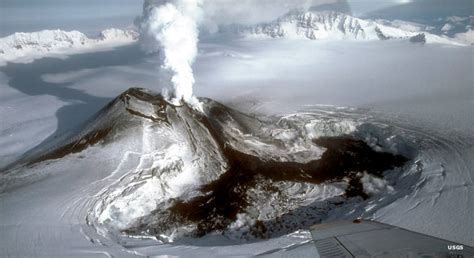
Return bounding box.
[85,89,408,241]
[2,88,413,244]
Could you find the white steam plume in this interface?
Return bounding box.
[138,0,337,105]
[139,0,203,105]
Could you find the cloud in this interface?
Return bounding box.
[202,0,338,26]
[136,0,339,104]
[138,0,203,105]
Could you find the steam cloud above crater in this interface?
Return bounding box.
[138,0,337,105]
[138,0,203,105]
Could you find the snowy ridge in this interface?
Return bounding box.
[453,29,474,45]
[376,19,434,33]
[441,16,473,35]
[0,28,139,66]
[235,11,465,45]
[2,87,473,256]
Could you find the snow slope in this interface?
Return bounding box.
[233,11,464,45]
[0,21,472,258]
[454,29,474,45]
[0,29,138,66]
[1,85,472,257]
[0,88,415,256]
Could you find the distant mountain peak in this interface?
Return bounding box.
[0,29,138,66]
[231,10,466,45]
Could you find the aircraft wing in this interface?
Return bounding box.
[310,220,474,258]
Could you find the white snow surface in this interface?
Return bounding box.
[454,29,474,45]
[0,28,139,66]
[233,11,465,45]
[0,26,473,257]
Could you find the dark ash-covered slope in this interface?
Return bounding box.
[2,88,409,241]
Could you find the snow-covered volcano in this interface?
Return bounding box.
[2,88,411,244]
[3,83,474,256]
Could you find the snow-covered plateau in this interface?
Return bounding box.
[0,11,473,258]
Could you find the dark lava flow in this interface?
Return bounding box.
[7,87,409,239]
[127,98,409,238]
[130,136,407,238]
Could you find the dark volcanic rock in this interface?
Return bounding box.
[118,90,409,238]
[409,33,426,44]
[10,88,409,240]
[131,135,407,237]
[19,88,170,167]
